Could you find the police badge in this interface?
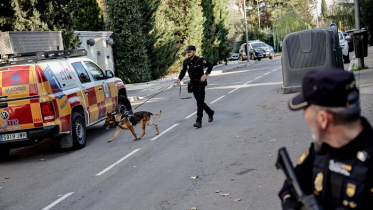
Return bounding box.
[314,172,323,194]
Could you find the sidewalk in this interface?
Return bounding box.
[126,60,255,102]
[350,46,373,123]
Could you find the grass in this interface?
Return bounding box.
[350,63,369,71]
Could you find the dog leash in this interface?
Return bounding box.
[179,82,192,99]
[132,81,192,110]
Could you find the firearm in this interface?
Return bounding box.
[276,147,321,210]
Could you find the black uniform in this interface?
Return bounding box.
[178,55,214,123]
[279,117,373,210]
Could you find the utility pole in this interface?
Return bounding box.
[243,0,250,62]
[354,0,364,68]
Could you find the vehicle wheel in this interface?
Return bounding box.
[71,112,86,149]
[117,95,132,115]
[343,52,350,63]
[0,146,11,158]
[269,56,273,59]
[257,58,262,61]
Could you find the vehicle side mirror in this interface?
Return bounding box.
[106,70,114,78]
[346,35,351,40]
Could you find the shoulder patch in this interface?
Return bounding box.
[298,150,309,164]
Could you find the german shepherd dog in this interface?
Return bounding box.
[104,111,162,142]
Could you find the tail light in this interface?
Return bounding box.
[41,102,55,123]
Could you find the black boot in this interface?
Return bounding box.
[193,122,202,128]
[208,110,215,122]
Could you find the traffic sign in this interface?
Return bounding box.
[330,23,337,27]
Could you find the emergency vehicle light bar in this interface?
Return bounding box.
[0,49,87,67]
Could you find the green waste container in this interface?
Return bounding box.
[353,30,368,58]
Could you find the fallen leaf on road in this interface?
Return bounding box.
[189,207,197,210]
[221,193,230,197]
[4,177,10,179]
[190,176,199,179]
[233,198,242,202]
[133,166,137,168]
[0,187,3,190]
[269,155,273,157]
[215,190,221,193]
[164,201,170,204]
[258,186,262,188]
[235,135,239,138]
[270,139,276,142]
[40,159,46,161]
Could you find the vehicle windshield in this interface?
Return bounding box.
[251,43,267,48]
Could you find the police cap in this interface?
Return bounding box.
[186,45,196,53]
[289,69,359,110]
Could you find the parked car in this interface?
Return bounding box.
[339,31,350,63]
[343,32,354,52]
[239,40,274,61]
[228,53,239,61]
[0,49,132,156]
[345,29,355,51]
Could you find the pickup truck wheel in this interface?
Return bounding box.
[0,146,11,157]
[117,96,131,115]
[257,58,262,61]
[71,112,86,149]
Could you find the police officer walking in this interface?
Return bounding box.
[279,69,373,210]
[175,45,214,128]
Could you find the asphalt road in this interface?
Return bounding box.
[0,56,351,210]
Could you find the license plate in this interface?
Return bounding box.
[0,132,27,141]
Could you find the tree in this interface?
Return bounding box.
[0,0,104,49]
[321,0,328,21]
[105,0,151,83]
[201,0,231,64]
[359,0,373,45]
[327,0,354,32]
[271,0,314,51]
[151,0,180,78]
[0,0,48,31]
[164,0,205,73]
[75,0,104,31]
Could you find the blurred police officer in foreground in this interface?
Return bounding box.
[175,45,214,128]
[279,69,373,210]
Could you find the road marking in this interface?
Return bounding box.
[228,88,240,94]
[151,123,179,141]
[244,80,253,85]
[42,192,74,210]
[186,111,197,119]
[254,76,262,80]
[210,95,225,104]
[263,72,270,75]
[96,149,141,176]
